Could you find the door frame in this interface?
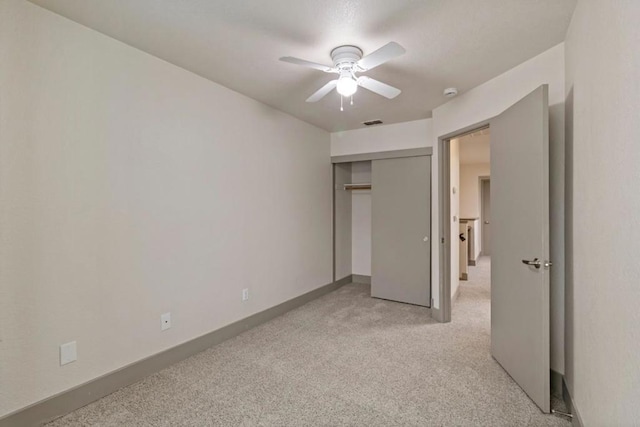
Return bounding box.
[479,176,491,256]
[436,121,491,322]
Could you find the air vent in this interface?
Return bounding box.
[363,119,383,126]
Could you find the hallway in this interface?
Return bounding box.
[47,258,568,426]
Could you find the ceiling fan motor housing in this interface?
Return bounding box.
[330,45,363,71]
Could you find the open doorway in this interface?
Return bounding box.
[447,127,491,302]
[437,85,553,414]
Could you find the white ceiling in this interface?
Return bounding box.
[458,129,490,165]
[28,0,576,132]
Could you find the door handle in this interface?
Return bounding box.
[484,221,490,224]
[522,258,541,269]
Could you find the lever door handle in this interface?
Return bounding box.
[522,258,541,269]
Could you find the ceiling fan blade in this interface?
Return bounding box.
[279,56,335,73]
[357,76,401,99]
[306,80,338,102]
[357,42,406,71]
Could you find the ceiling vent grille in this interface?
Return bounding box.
[363,119,383,126]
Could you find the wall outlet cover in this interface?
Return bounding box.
[242,288,249,301]
[60,341,77,366]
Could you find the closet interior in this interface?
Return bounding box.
[335,161,372,284]
[333,151,432,307]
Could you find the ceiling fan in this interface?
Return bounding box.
[280,42,406,109]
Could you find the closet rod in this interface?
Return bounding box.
[343,183,372,191]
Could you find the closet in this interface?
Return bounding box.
[332,149,432,307]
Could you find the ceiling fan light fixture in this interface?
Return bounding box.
[336,75,358,97]
[281,42,405,103]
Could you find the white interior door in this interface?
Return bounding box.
[371,156,431,306]
[490,85,550,412]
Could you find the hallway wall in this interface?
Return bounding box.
[460,163,490,219]
[450,139,460,301]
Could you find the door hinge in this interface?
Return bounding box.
[441,237,445,244]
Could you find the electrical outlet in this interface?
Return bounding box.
[161,312,171,331]
[60,341,77,366]
[242,288,249,302]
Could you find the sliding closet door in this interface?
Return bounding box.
[371,156,431,306]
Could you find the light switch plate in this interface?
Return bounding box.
[60,341,77,366]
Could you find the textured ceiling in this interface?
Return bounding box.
[459,130,490,165]
[28,0,576,132]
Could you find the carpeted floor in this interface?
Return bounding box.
[47,257,570,426]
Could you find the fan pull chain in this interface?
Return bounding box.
[340,95,344,112]
[350,96,354,106]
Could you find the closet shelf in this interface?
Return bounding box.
[343,183,371,191]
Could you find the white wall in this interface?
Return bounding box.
[564,1,640,424]
[351,162,371,276]
[460,163,490,219]
[432,43,565,374]
[450,139,460,300]
[0,0,331,416]
[331,119,432,156]
[334,163,352,280]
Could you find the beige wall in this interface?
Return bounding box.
[0,0,331,416]
[460,163,490,259]
[564,1,640,424]
[460,163,490,219]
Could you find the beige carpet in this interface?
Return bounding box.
[47,257,569,426]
